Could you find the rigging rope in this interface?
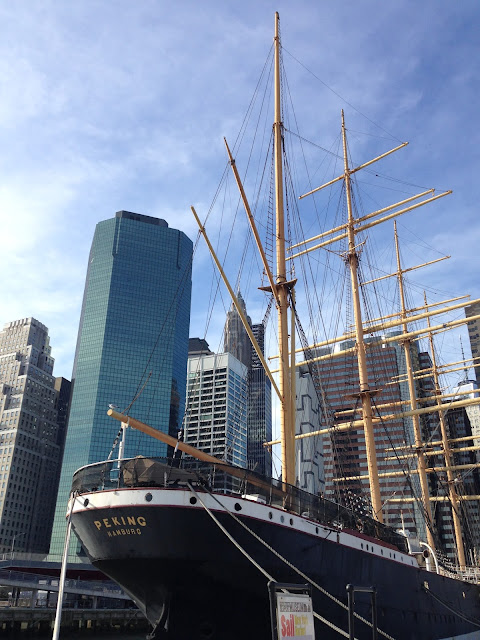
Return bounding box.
[188,482,397,640]
[281,46,404,144]
[422,585,480,627]
[186,483,353,638]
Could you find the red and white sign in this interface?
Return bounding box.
[276,593,315,639]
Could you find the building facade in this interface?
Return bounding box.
[317,335,432,538]
[50,211,192,558]
[465,302,480,385]
[184,351,248,468]
[247,323,272,477]
[223,297,272,476]
[0,318,68,554]
[295,363,325,495]
[439,381,480,562]
[223,293,251,369]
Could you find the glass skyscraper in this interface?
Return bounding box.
[247,323,272,477]
[50,211,192,558]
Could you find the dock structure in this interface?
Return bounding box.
[0,556,148,636]
[0,608,147,636]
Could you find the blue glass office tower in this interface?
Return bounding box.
[50,211,192,557]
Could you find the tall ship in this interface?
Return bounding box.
[67,13,480,640]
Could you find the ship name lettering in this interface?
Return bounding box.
[94,516,147,531]
[107,528,142,537]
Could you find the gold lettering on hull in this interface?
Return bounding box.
[107,528,142,537]
[93,515,147,537]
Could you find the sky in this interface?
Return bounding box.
[1,0,479,392]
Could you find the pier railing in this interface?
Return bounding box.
[71,457,409,553]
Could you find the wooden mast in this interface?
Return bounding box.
[341,110,383,522]
[394,221,436,550]
[274,12,295,486]
[424,292,467,567]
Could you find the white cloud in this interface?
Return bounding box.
[0,0,477,389]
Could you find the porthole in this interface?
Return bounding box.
[280,515,285,523]
[315,527,319,534]
[145,493,152,502]
[361,543,364,549]
[289,518,294,526]
[83,498,89,507]
[234,503,242,511]
[190,496,197,505]
[268,512,273,520]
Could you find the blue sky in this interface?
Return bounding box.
[1,0,479,391]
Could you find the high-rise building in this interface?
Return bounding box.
[442,395,480,563]
[184,350,248,468]
[465,302,480,384]
[54,377,72,449]
[316,334,433,539]
[247,323,272,477]
[223,297,272,476]
[188,337,213,357]
[224,293,251,368]
[50,211,192,558]
[295,363,324,495]
[0,318,68,554]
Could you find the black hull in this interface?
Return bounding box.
[71,488,480,640]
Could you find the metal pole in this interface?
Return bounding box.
[10,531,25,558]
[346,584,355,640]
[371,589,377,640]
[118,420,127,468]
[52,493,76,640]
[346,584,377,640]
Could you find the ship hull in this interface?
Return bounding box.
[71,485,480,640]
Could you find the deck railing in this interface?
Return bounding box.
[71,456,409,553]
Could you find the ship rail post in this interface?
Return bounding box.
[346,584,377,640]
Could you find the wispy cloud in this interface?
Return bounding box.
[0,0,478,383]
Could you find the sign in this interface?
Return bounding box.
[275,592,315,639]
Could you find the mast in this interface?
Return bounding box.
[394,222,436,550]
[342,110,383,522]
[424,292,467,567]
[274,12,295,486]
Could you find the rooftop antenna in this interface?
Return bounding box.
[459,335,470,383]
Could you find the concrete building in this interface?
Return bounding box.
[223,297,272,477]
[465,302,480,384]
[224,293,251,369]
[316,334,434,539]
[440,400,480,564]
[50,211,192,558]
[437,380,480,562]
[295,363,324,495]
[184,351,248,468]
[0,318,69,554]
